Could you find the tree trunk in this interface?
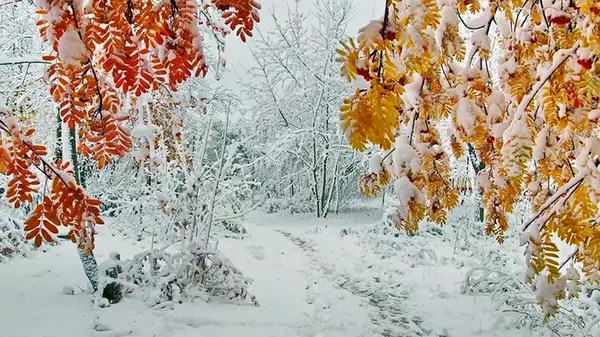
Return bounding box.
[334,176,340,214]
[311,138,321,217]
[69,127,80,184]
[63,122,99,291]
[467,144,485,222]
[312,170,321,217]
[54,110,62,161]
[322,149,340,218]
[77,247,99,291]
[320,147,328,214]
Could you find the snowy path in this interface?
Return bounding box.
[252,212,545,337]
[276,229,430,337]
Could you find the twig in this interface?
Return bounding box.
[558,247,579,270]
[0,119,82,196]
[456,10,486,30]
[377,0,390,80]
[69,1,105,124]
[522,174,584,232]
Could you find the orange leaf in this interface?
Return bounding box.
[41,229,53,243]
[25,228,39,240]
[0,147,10,175]
[24,220,40,232]
[34,235,42,248]
[43,220,59,234]
[86,198,102,206]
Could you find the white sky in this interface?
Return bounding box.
[216,0,384,97]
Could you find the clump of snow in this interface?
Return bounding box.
[588,109,600,121]
[457,95,475,136]
[491,122,508,139]
[98,259,118,278]
[57,29,88,67]
[352,75,370,90]
[62,285,75,295]
[477,169,492,191]
[435,4,459,46]
[495,10,511,36]
[533,127,549,160]
[131,123,161,141]
[501,113,532,176]
[95,297,110,308]
[392,137,422,177]
[471,30,491,53]
[401,75,424,108]
[155,191,169,203]
[368,153,382,173]
[357,20,383,48]
[498,56,517,81]
[533,273,567,316]
[394,176,423,219]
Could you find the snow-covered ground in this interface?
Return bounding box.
[0,210,594,337]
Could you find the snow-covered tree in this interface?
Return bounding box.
[0,0,261,250]
[338,0,600,315]
[244,0,363,217]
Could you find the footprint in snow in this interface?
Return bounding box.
[245,244,265,260]
[305,280,317,305]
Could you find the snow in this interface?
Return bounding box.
[577,47,592,61]
[394,176,418,218]
[491,122,508,139]
[588,109,600,121]
[352,75,370,90]
[131,123,161,141]
[471,30,491,52]
[498,56,517,79]
[457,95,475,136]
[392,137,422,176]
[401,75,424,107]
[533,272,567,315]
[494,10,511,37]
[357,20,384,49]
[368,153,382,173]
[533,126,549,160]
[0,56,50,65]
[0,218,372,337]
[62,285,75,295]
[436,5,458,46]
[57,29,88,67]
[1,210,597,336]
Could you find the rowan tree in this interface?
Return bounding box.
[0,0,260,255]
[338,0,600,315]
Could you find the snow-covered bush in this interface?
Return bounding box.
[0,209,31,261]
[462,257,597,336]
[106,239,258,309]
[84,92,257,244]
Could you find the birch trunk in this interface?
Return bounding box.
[62,120,99,291]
